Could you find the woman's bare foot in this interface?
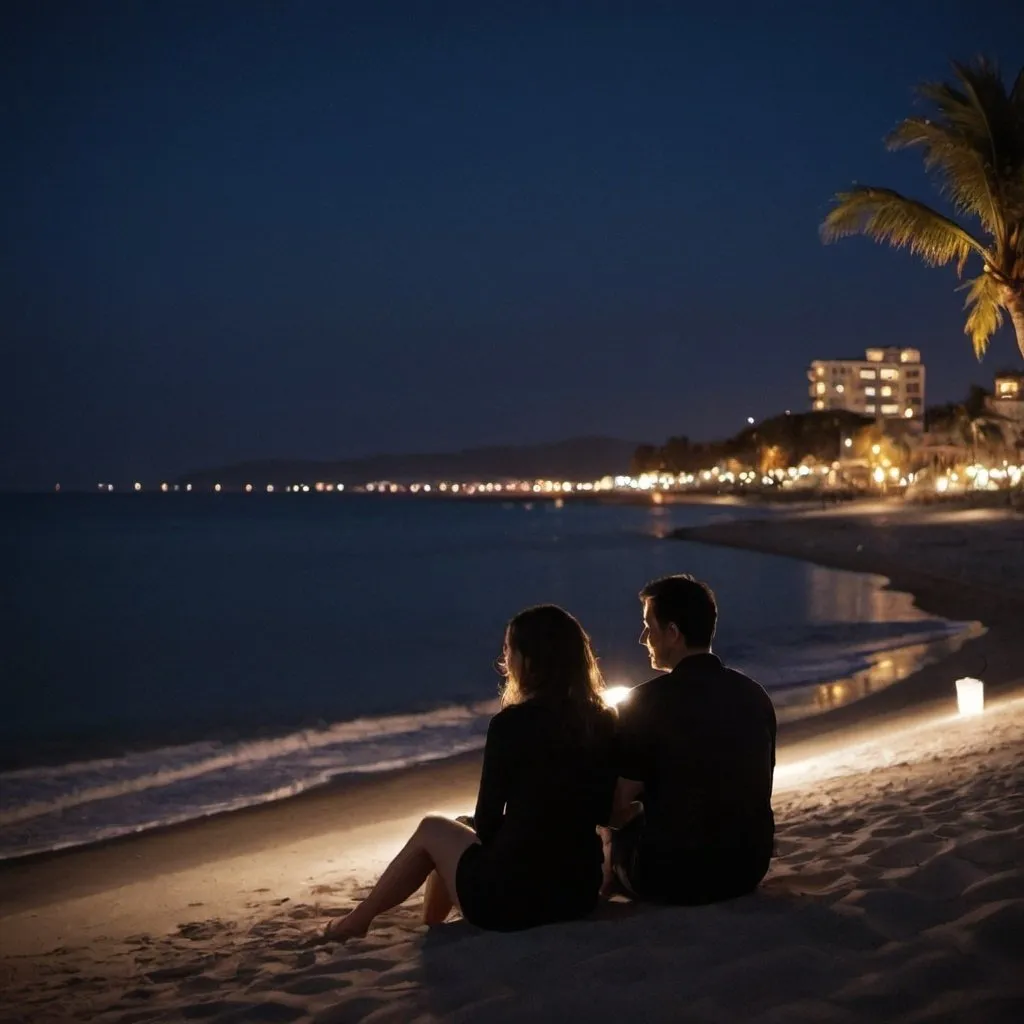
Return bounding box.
[321,910,369,943]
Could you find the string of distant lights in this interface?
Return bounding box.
[82,459,1021,497]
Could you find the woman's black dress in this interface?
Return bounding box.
[455,697,617,931]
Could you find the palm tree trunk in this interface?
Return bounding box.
[1007,290,1024,362]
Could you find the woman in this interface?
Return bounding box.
[321,604,618,940]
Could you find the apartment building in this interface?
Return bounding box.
[992,369,1022,403]
[807,347,925,422]
[985,369,1024,449]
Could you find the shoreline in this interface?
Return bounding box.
[2,506,1014,871]
[673,503,1024,748]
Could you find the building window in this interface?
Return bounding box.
[906,383,920,395]
[864,386,876,396]
[881,385,893,397]
[860,369,877,380]
[836,384,845,394]
[813,399,825,411]
[906,368,920,378]
[881,404,900,415]
[880,368,899,381]
[865,404,876,414]
[866,350,884,362]
[816,382,826,395]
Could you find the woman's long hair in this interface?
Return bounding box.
[499,604,606,714]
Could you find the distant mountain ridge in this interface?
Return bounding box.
[178,436,642,487]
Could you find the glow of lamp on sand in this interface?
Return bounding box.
[603,685,634,708]
[955,677,984,717]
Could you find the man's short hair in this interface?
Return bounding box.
[640,574,718,649]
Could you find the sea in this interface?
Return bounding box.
[0,493,975,861]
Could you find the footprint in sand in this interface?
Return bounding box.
[145,961,209,983]
[866,838,947,870]
[178,998,304,1022]
[957,831,1022,868]
[962,870,1024,903]
[180,974,223,994]
[310,994,388,1023]
[762,870,847,896]
[177,921,226,941]
[965,900,1024,955]
[284,974,355,996]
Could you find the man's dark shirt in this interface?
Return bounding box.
[616,653,777,862]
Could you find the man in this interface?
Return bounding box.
[607,574,777,905]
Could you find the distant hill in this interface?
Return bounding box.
[178,436,643,488]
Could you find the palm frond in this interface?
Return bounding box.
[889,59,1024,243]
[950,60,1024,235]
[821,58,1024,363]
[959,270,1005,357]
[887,117,1000,231]
[820,187,989,272]
[1011,65,1024,112]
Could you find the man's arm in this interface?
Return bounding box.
[610,690,650,827]
[608,777,643,828]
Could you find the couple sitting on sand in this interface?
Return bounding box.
[320,573,777,940]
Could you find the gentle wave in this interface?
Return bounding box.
[0,701,498,860]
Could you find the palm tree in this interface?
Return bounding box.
[928,402,1007,462]
[821,58,1024,361]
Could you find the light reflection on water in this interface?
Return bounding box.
[773,623,984,723]
[804,564,922,624]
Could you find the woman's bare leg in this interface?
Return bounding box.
[324,815,478,941]
[598,826,614,899]
[422,870,455,925]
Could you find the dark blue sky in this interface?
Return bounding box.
[3,1,1022,489]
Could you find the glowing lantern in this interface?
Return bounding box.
[603,686,633,708]
[955,677,984,717]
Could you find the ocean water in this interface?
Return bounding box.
[1,494,973,860]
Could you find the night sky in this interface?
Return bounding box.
[3,2,1023,490]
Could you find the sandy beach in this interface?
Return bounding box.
[3,503,1023,1023]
